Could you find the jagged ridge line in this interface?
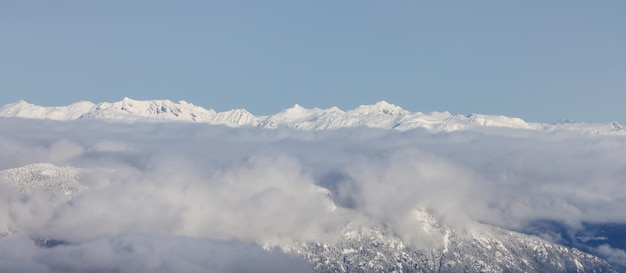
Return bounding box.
[0,98,623,134]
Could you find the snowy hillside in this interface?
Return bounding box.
[0,163,83,197]
[290,210,617,273]
[0,98,623,134]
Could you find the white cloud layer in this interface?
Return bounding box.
[1,118,626,271]
[0,234,313,273]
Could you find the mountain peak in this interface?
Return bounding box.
[2,100,34,108]
[374,100,393,107]
[612,121,622,130]
[284,103,308,112]
[118,97,144,106]
[350,101,409,115]
[264,103,319,122]
[324,106,345,113]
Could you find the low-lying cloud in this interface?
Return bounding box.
[0,234,313,273]
[1,118,626,271]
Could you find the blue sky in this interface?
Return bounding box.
[1,1,624,123]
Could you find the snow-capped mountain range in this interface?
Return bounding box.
[1,98,623,134]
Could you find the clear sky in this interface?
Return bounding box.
[1,1,625,123]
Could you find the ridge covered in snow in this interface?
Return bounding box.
[293,214,617,273]
[0,163,83,197]
[0,98,623,134]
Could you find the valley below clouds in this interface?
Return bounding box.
[1,118,625,272]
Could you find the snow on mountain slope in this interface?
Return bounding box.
[0,100,96,120]
[0,98,259,127]
[213,108,260,126]
[290,209,613,272]
[349,100,410,116]
[78,97,218,122]
[280,208,617,273]
[259,104,346,129]
[78,97,258,126]
[294,223,616,273]
[0,163,83,197]
[1,98,624,134]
